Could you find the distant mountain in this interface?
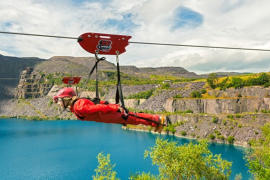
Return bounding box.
[0,54,200,101]
[34,56,199,78]
[200,72,251,78]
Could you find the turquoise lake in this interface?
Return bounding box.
[0,118,251,179]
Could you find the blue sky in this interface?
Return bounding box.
[0,0,270,73]
[172,7,203,30]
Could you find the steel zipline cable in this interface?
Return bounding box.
[1,31,270,52]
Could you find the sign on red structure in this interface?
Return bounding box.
[78,32,131,55]
[62,77,81,85]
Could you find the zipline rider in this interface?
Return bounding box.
[53,87,168,132]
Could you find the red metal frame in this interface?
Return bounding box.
[78,32,131,55]
[62,77,81,85]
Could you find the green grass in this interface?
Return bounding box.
[126,89,154,99]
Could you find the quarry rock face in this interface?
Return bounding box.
[164,88,270,114]
[16,67,53,99]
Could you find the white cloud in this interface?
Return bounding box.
[0,0,270,73]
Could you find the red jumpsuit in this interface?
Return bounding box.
[70,98,160,127]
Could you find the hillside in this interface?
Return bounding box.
[0,54,200,100]
[0,54,45,100]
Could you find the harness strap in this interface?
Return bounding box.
[115,52,129,115]
[87,52,105,103]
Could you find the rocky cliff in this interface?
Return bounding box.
[16,67,53,99]
[0,54,44,100]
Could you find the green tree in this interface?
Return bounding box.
[247,123,270,180]
[144,138,231,180]
[227,136,235,144]
[129,172,158,180]
[93,153,119,180]
[207,73,218,89]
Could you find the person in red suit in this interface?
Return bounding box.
[53,87,168,132]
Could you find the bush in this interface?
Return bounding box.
[173,94,183,98]
[200,89,207,94]
[160,83,170,89]
[227,136,235,144]
[218,135,225,141]
[261,109,270,113]
[227,114,234,119]
[184,110,193,113]
[209,134,216,140]
[181,131,187,136]
[264,82,270,87]
[191,91,202,98]
[127,89,154,99]
[212,117,218,123]
[214,130,221,136]
[164,124,176,134]
[235,114,242,118]
[217,77,229,90]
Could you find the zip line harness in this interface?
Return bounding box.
[87,51,128,113]
[78,32,166,126]
[87,51,166,126]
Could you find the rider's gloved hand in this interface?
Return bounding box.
[118,106,129,120]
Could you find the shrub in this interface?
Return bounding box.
[161,83,170,89]
[264,82,270,87]
[227,136,235,144]
[191,91,202,98]
[218,135,225,141]
[173,94,183,98]
[127,89,154,99]
[227,114,234,119]
[48,99,53,107]
[261,109,270,113]
[200,89,207,94]
[214,130,221,136]
[235,114,242,118]
[217,77,229,90]
[212,117,218,123]
[164,124,177,134]
[184,110,193,113]
[209,134,216,140]
[181,131,187,136]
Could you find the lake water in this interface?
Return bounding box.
[0,118,251,179]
